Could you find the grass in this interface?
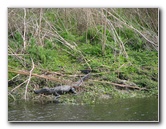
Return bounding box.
[8,8,158,104]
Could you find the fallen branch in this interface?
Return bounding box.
[8,69,71,84]
[91,80,146,90]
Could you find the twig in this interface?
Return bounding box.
[24,58,35,100]
[77,50,92,70]
[8,74,20,82]
[8,92,16,101]
[10,79,28,93]
[114,63,126,73]
[8,46,26,67]
[42,17,76,50]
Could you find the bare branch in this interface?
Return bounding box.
[10,79,28,93]
[8,74,20,82]
[23,8,27,49]
[38,8,43,46]
[24,58,35,100]
[105,9,158,49]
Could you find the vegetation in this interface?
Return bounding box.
[8,8,158,104]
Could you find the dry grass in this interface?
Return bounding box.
[8,8,158,53]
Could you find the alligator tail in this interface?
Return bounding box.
[72,73,91,87]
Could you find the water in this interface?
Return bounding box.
[8,97,158,122]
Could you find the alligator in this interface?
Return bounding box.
[34,73,90,98]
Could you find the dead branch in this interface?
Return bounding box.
[10,79,28,93]
[8,74,20,82]
[105,9,158,50]
[77,50,92,70]
[23,8,27,49]
[8,92,16,101]
[38,8,43,46]
[42,17,76,50]
[8,69,71,84]
[8,46,26,67]
[98,9,128,58]
[24,58,34,100]
[91,80,146,90]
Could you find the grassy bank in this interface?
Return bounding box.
[8,8,158,104]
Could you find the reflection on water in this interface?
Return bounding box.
[8,97,158,122]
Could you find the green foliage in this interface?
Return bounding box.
[81,26,113,45]
[9,32,23,50]
[118,27,146,51]
[86,27,101,44]
[80,43,102,56]
[13,32,23,43]
[61,31,76,42]
[29,37,36,47]
[130,50,158,66]
[44,39,53,49]
[44,11,55,22]
[8,9,158,103]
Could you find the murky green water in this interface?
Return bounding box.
[8,97,158,122]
